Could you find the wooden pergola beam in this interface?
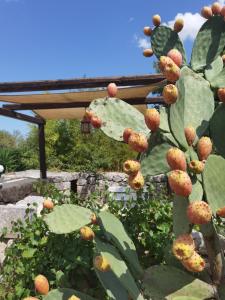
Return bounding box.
[0,108,45,124]
[0,74,165,93]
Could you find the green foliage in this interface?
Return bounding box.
[0,147,25,172]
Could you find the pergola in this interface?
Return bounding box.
[0,74,165,179]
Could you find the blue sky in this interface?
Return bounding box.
[0,0,222,135]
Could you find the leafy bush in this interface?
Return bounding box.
[0,147,25,172]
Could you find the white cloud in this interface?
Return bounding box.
[134,35,150,50]
[218,0,225,5]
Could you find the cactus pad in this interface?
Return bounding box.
[189,179,203,203]
[43,288,97,300]
[210,68,225,88]
[89,98,149,141]
[173,196,190,237]
[205,56,223,82]
[210,103,225,158]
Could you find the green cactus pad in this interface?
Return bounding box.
[203,155,225,214]
[170,67,214,149]
[189,179,203,203]
[44,204,92,234]
[89,98,149,141]
[159,106,170,132]
[95,238,144,300]
[98,211,143,278]
[191,16,225,71]
[210,103,225,158]
[173,196,190,237]
[151,25,187,63]
[205,56,223,82]
[43,288,97,300]
[210,67,225,88]
[142,265,215,300]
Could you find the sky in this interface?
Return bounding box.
[0,0,224,135]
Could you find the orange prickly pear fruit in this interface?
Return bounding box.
[182,251,206,272]
[164,62,181,82]
[84,109,94,121]
[221,6,225,17]
[184,126,196,146]
[107,82,118,97]
[201,6,213,19]
[217,206,225,218]
[123,128,134,143]
[91,115,102,128]
[166,147,187,171]
[158,56,174,72]
[144,108,160,132]
[91,213,98,225]
[187,201,212,225]
[143,26,152,36]
[152,14,161,26]
[34,274,49,295]
[128,132,148,153]
[212,2,222,15]
[128,171,144,190]
[197,136,212,161]
[80,226,95,241]
[143,48,154,57]
[174,19,184,33]
[68,296,81,300]
[167,49,183,67]
[94,255,111,272]
[43,198,54,210]
[218,88,225,103]
[168,170,192,197]
[189,160,205,174]
[172,234,195,260]
[123,160,140,175]
[163,84,178,104]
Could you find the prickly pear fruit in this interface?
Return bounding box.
[143,26,152,36]
[144,108,160,131]
[23,298,39,300]
[91,213,98,225]
[163,84,178,104]
[218,88,225,103]
[197,137,212,161]
[168,170,192,197]
[34,274,49,295]
[189,160,205,174]
[91,115,102,129]
[174,19,184,33]
[152,14,161,26]
[172,234,195,260]
[212,2,222,14]
[84,109,94,121]
[201,6,213,19]
[184,126,196,146]
[166,148,187,171]
[182,251,206,272]
[123,160,140,175]
[222,54,225,63]
[221,6,225,17]
[68,296,81,300]
[216,206,225,218]
[43,198,54,210]
[107,83,118,97]
[123,128,134,143]
[164,62,181,82]
[94,255,111,272]
[80,226,95,241]
[167,49,183,67]
[187,201,212,225]
[143,48,154,57]
[128,132,148,153]
[128,171,144,190]
[158,56,174,72]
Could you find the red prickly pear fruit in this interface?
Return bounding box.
[163,84,178,104]
[218,88,225,103]
[123,160,140,175]
[143,48,154,57]
[167,49,183,67]
[34,274,49,295]
[123,128,133,143]
[197,137,212,161]
[128,171,144,190]
[189,160,205,174]
[187,201,212,225]
[172,234,195,261]
[143,26,152,36]
[217,206,225,218]
[158,56,174,72]
[168,170,192,197]
[80,226,95,241]
[43,198,54,210]
[212,2,222,15]
[201,6,213,19]
[182,251,206,273]
[221,6,225,17]
[94,255,111,272]
[164,62,181,82]
[166,147,187,171]
[184,126,196,146]
[128,132,148,153]
[107,82,118,97]
[152,14,161,26]
[91,116,102,128]
[84,109,94,122]
[174,19,184,33]
[144,108,160,132]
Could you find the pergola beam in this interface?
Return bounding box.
[0,108,45,124]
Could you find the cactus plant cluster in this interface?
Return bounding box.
[28,2,225,299]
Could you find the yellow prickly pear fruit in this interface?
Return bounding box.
[143,26,152,36]
[174,19,184,33]
[182,251,206,272]
[168,170,192,197]
[201,6,213,19]
[189,160,205,174]
[144,108,160,132]
[68,296,81,300]
[128,132,148,153]
[80,226,95,241]
[158,56,174,72]
[197,136,212,161]
[162,84,178,104]
[152,14,161,26]
[128,171,144,190]
[172,234,195,260]
[166,147,187,171]
[187,201,212,225]
[143,48,154,57]
[23,298,39,300]
[164,62,181,82]
[184,126,196,146]
[123,160,140,175]
[94,255,111,272]
[91,213,98,225]
[34,274,49,295]
[217,206,225,218]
